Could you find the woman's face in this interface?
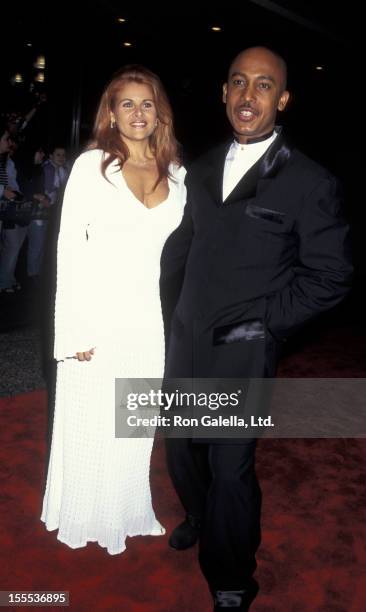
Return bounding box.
[110,81,158,144]
[0,131,11,155]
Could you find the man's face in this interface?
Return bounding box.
[223,48,289,143]
[7,113,21,136]
[0,131,12,155]
[51,148,66,166]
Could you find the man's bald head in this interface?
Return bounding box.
[229,47,287,91]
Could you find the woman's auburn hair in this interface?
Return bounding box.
[88,65,180,185]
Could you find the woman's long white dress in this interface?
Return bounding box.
[41,149,186,554]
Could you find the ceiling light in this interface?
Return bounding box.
[34,55,46,69]
[12,73,24,84]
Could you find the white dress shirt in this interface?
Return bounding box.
[222,132,277,201]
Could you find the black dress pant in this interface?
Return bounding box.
[165,438,261,590]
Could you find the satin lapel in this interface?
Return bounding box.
[203,141,232,207]
[223,128,294,206]
[224,156,263,204]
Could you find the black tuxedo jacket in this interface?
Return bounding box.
[160,129,352,381]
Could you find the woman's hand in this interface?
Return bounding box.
[75,348,95,361]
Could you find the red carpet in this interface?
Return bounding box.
[1,326,366,611]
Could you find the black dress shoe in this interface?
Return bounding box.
[212,579,259,610]
[168,514,201,550]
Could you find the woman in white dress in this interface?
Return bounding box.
[41,65,186,554]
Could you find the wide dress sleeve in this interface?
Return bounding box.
[53,153,97,360]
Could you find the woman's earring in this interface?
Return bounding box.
[110,118,116,129]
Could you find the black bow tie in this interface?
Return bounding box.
[234,129,275,146]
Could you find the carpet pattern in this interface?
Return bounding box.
[0,326,45,397]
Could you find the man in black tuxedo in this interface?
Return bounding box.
[160,47,352,610]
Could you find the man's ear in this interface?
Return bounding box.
[222,83,227,104]
[278,90,290,111]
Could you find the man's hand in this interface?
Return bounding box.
[33,193,51,207]
[75,348,95,361]
[3,188,17,200]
